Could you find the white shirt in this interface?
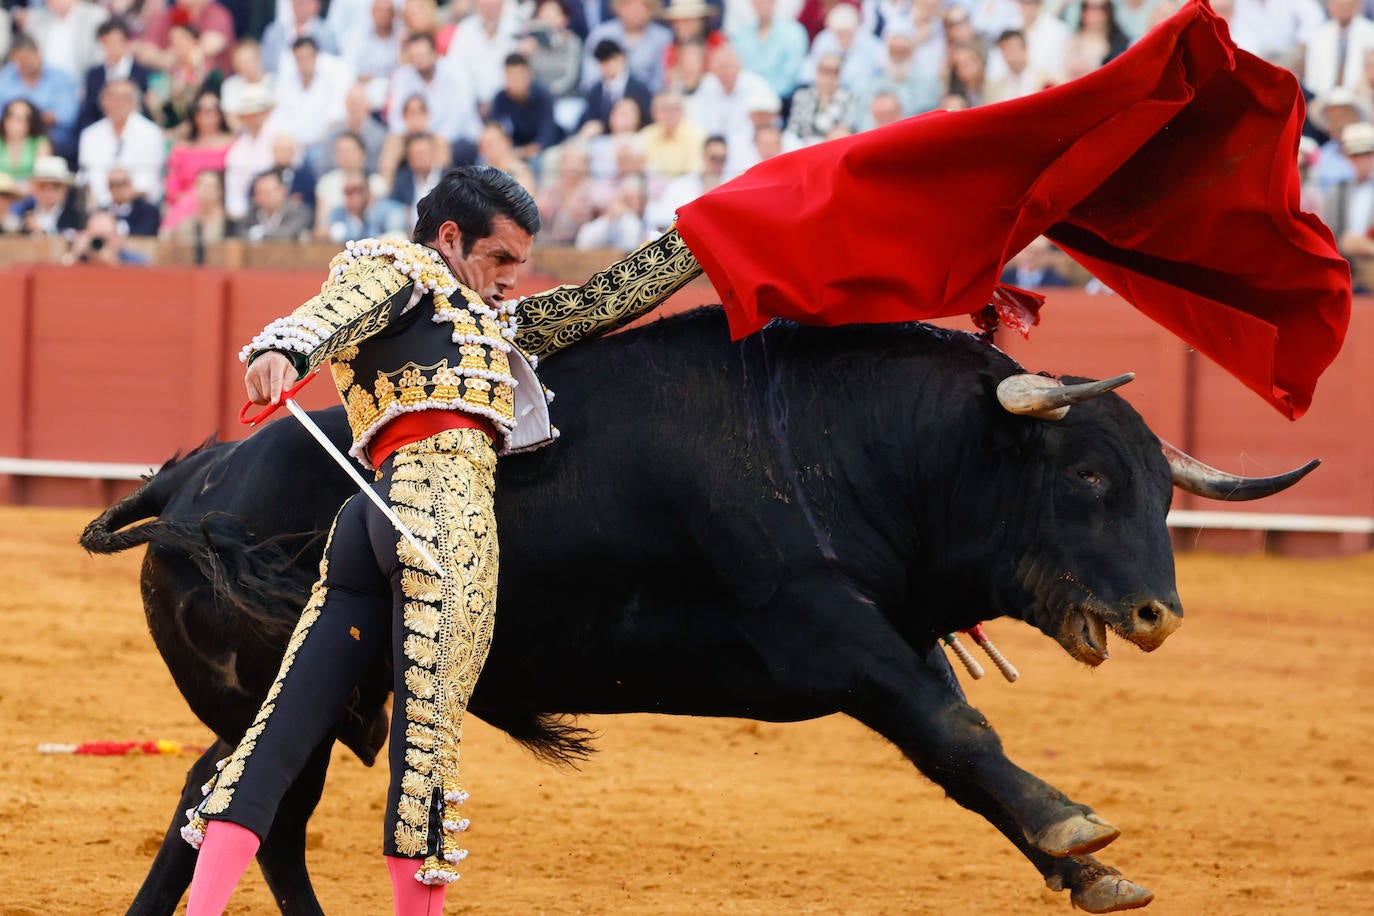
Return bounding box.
[387,60,482,143]
[273,53,356,148]
[1346,178,1374,236]
[77,114,168,207]
[445,10,522,104]
[224,114,289,219]
[686,69,774,139]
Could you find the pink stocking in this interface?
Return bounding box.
[187,821,261,915]
[386,856,448,916]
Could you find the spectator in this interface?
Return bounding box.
[14,155,83,236]
[446,0,522,107]
[863,89,903,128]
[0,35,79,159]
[1323,121,1374,257]
[644,132,726,232]
[163,90,234,228]
[24,0,109,85]
[77,19,155,139]
[0,9,10,68]
[314,82,388,175]
[660,0,724,78]
[490,52,561,162]
[941,5,979,57]
[969,0,1021,42]
[341,0,403,111]
[580,39,655,132]
[665,36,708,94]
[1,99,52,194]
[1063,0,1129,77]
[1307,0,1374,97]
[946,41,988,106]
[587,96,644,178]
[999,235,1072,287]
[536,141,598,243]
[269,133,317,208]
[802,3,885,94]
[240,168,313,240]
[62,208,149,264]
[325,0,382,53]
[686,42,772,139]
[221,39,274,132]
[313,132,388,235]
[401,0,446,50]
[1060,0,1159,42]
[0,172,21,233]
[274,37,354,150]
[906,0,950,81]
[389,130,444,224]
[796,0,856,41]
[727,0,808,100]
[520,0,584,100]
[597,130,664,202]
[784,54,853,145]
[474,120,538,192]
[137,0,237,75]
[568,0,616,40]
[223,83,287,221]
[151,23,227,134]
[387,32,482,150]
[104,165,162,236]
[983,29,1052,103]
[574,171,649,250]
[723,82,780,174]
[639,88,705,179]
[1223,0,1322,71]
[1006,0,1068,84]
[162,167,231,243]
[260,0,340,75]
[378,93,455,188]
[1298,135,1325,215]
[78,78,167,208]
[866,29,942,120]
[322,167,408,240]
[581,0,673,92]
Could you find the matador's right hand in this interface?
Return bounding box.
[244,351,298,406]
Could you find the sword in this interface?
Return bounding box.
[240,373,447,578]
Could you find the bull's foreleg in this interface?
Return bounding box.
[127,741,230,915]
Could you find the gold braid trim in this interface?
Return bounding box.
[390,429,498,884]
[514,227,702,359]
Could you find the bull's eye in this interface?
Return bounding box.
[1077,469,1102,485]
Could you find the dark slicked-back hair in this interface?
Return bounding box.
[413,166,541,255]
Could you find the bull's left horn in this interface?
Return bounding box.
[997,373,1135,420]
[1161,439,1321,501]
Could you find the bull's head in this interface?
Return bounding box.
[992,372,1317,666]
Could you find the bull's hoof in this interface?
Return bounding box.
[1071,875,1154,912]
[1030,812,1121,857]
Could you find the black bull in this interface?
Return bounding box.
[82,308,1314,914]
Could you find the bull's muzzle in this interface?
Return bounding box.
[1126,599,1183,651]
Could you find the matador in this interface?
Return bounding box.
[178,166,701,915]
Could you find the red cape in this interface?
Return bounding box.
[674,0,1350,419]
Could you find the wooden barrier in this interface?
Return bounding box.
[1,255,1369,555]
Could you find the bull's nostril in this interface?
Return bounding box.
[1138,604,1160,627]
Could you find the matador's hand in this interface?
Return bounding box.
[244,351,298,406]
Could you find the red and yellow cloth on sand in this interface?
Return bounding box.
[675,0,1351,419]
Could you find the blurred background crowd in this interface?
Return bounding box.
[0,0,1366,273]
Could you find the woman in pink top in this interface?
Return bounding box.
[161,91,234,234]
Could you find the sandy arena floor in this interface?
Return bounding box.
[1,506,1372,915]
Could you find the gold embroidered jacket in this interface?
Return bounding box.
[240,230,701,467]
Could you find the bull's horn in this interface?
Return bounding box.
[996,373,1136,420]
[1161,439,1321,501]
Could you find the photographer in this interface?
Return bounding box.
[62,209,149,265]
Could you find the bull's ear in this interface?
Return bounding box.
[996,373,1135,420]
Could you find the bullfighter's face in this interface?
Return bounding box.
[436,214,533,308]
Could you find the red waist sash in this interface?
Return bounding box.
[369,410,496,467]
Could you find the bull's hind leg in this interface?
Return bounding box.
[127,741,230,916]
[254,739,334,915]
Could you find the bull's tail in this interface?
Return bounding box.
[79,440,221,555]
[481,710,598,769]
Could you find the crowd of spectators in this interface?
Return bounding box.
[0,0,1364,270]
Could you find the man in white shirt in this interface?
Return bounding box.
[274,37,355,149]
[445,0,522,107]
[686,43,774,141]
[645,133,728,233]
[77,78,166,208]
[387,32,482,147]
[224,84,289,221]
[25,0,108,84]
[801,3,886,94]
[1305,0,1374,95]
[1226,0,1323,69]
[1325,120,1374,257]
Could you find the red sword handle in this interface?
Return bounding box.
[239,370,320,426]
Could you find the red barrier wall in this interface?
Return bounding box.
[2,264,1370,554]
